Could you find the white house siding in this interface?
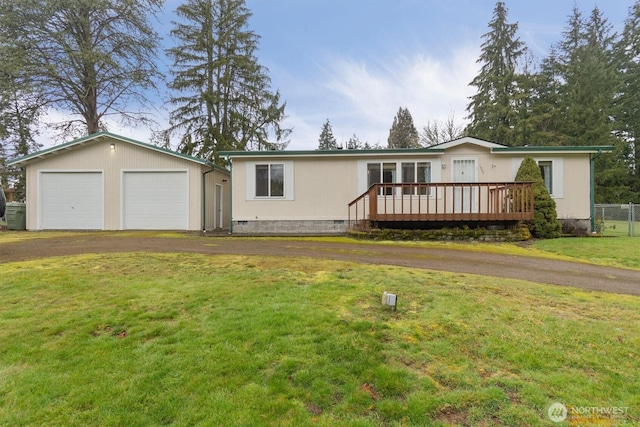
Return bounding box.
[226,140,601,234]
[231,156,358,233]
[23,136,222,230]
[508,154,590,220]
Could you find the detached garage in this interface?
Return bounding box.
[122,171,189,230]
[40,172,104,229]
[8,132,230,231]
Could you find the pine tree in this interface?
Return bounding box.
[466,1,525,145]
[167,0,289,164]
[387,107,419,148]
[540,7,618,146]
[614,0,640,202]
[317,119,338,150]
[540,6,629,202]
[515,156,562,238]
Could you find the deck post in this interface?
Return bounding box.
[369,186,378,222]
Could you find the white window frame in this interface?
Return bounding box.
[511,157,563,198]
[357,159,440,196]
[245,161,294,200]
[255,164,284,198]
[401,161,433,196]
[538,160,553,195]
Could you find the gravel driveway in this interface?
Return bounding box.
[1,233,639,296]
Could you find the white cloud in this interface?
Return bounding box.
[32,46,481,153]
[283,44,480,149]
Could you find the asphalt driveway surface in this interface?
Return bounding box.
[1,233,639,296]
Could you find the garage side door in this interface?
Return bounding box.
[41,172,104,230]
[123,171,189,230]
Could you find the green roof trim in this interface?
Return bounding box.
[220,144,614,159]
[491,145,614,153]
[219,148,446,157]
[8,131,228,173]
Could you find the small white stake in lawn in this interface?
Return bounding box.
[381,292,397,312]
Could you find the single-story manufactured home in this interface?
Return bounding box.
[221,137,612,234]
[8,132,230,231]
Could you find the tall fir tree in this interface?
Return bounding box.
[317,119,338,150]
[539,7,618,146]
[540,6,629,202]
[387,107,419,148]
[614,0,640,202]
[167,0,289,164]
[466,1,524,145]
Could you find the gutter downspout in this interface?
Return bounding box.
[202,167,216,232]
[590,149,604,233]
[225,156,233,234]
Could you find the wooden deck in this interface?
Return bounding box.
[348,182,534,230]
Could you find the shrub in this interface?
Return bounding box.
[515,156,562,238]
[560,219,590,236]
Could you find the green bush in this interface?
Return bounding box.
[347,226,530,242]
[515,156,562,238]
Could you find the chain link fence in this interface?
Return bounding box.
[595,203,639,236]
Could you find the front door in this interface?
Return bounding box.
[215,184,223,228]
[452,159,477,213]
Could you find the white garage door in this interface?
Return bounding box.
[123,171,189,230]
[41,172,104,230]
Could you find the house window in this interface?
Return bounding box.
[538,161,552,195]
[367,162,396,194]
[401,162,431,195]
[255,164,284,197]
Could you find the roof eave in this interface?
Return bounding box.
[7,131,216,168]
[220,148,446,159]
[491,145,614,154]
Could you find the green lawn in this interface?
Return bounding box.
[1,252,638,426]
[600,219,640,237]
[533,235,640,270]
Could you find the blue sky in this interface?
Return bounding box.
[42,0,636,150]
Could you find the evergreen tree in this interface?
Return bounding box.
[0,0,163,137]
[515,156,562,238]
[0,20,42,201]
[317,119,338,150]
[614,0,640,202]
[540,6,629,202]
[387,107,419,148]
[167,0,289,164]
[540,7,618,146]
[466,1,525,145]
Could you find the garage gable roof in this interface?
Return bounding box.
[7,132,226,171]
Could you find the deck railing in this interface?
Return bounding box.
[348,182,534,230]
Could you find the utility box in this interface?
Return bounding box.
[6,202,26,230]
[381,292,398,311]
